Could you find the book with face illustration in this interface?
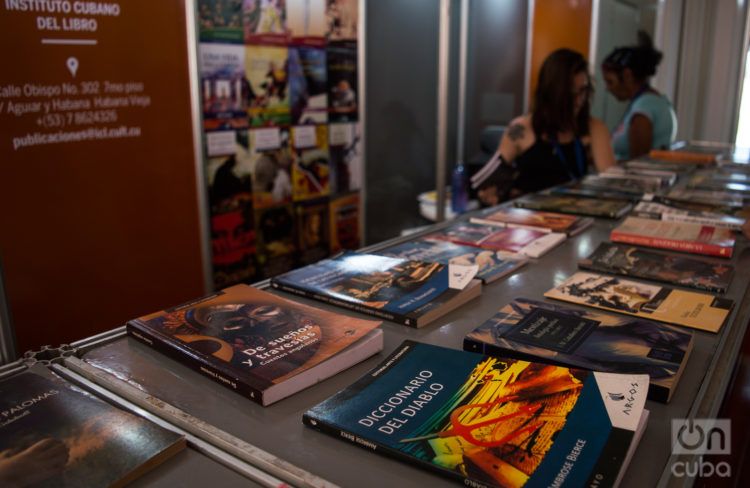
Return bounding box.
[464,298,693,403]
[0,367,185,487]
[470,207,593,236]
[304,341,649,488]
[544,272,733,333]
[127,284,383,406]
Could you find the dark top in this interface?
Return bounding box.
[513,139,590,194]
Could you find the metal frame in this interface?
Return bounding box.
[523,0,535,113]
[435,0,451,222]
[185,0,214,294]
[358,0,368,244]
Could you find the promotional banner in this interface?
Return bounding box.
[0,1,206,353]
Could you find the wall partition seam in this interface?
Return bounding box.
[523,0,535,113]
[436,0,451,222]
[359,0,367,243]
[0,258,18,364]
[456,0,469,165]
[589,0,601,70]
[184,0,213,293]
[729,0,750,143]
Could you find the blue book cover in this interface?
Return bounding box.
[271,252,481,327]
[304,341,649,488]
[379,238,527,285]
[464,298,693,403]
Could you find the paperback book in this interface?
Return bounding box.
[544,272,733,333]
[470,207,593,236]
[379,238,527,284]
[127,284,383,406]
[640,193,747,218]
[631,201,745,231]
[579,242,734,293]
[579,174,664,194]
[550,184,641,203]
[667,188,746,207]
[304,341,649,488]
[611,217,736,258]
[649,149,718,165]
[0,368,186,487]
[427,222,566,258]
[271,252,482,328]
[463,298,693,402]
[514,194,633,219]
[603,166,677,187]
[624,158,697,173]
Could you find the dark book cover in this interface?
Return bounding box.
[545,272,733,333]
[550,184,641,203]
[514,194,633,219]
[127,284,383,406]
[463,298,693,402]
[379,238,527,285]
[199,43,250,131]
[295,197,331,266]
[304,341,649,488]
[580,242,734,293]
[579,174,662,194]
[271,252,481,327]
[329,191,361,253]
[210,200,259,288]
[254,203,297,279]
[288,46,328,124]
[0,369,185,487]
[327,43,358,122]
[641,194,748,218]
[198,0,244,43]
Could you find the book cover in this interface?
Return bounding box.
[326,0,358,41]
[329,191,361,253]
[327,43,358,122]
[255,203,297,279]
[271,252,482,327]
[304,341,649,488]
[470,207,593,236]
[687,174,750,195]
[245,45,291,127]
[641,193,747,218]
[611,217,736,258]
[291,124,331,200]
[602,166,677,187]
[544,272,733,333]
[243,0,291,45]
[580,242,734,294]
[624,158,697,173]
[427,222,566,258]
[631,201,745,231]
[211,201,259,288]
[379,238,527,285]
[199,0,244,43]
[127,284,383,406]
[0,369,185,487]
[295,197,331,266]
[288,46,328,124]
[329,122,362,193]
[242,128,294,208]
[199,43,250,131]
[649,149,718,164]
[551,184,642,203]
[463,298,693,403]
[666,189,746,207]
[514,194,633,219]
[580,174,663,194]
[287,0,327,46]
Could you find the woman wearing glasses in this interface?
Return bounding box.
[601,32,677,161]
[474,49,615,206]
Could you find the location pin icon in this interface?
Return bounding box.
[66,57,79,77]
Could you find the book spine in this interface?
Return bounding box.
[270,280,415,327]
[301,415,493,488]
[126,322,266,406]
[610,231,733,258]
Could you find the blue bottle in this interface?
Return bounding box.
[451,162,468,214]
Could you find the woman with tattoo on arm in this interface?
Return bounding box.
[472,49,615,207]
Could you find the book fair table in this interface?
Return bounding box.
[2,200,749,488]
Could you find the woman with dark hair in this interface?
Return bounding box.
[473,49,615,206]
[602,32,677,160]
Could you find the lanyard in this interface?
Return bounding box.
[552,138,585,180]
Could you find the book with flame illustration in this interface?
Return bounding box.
[304,341,649,488]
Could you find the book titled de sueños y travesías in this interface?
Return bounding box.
[304,341,649,488]
[127,283,383,406]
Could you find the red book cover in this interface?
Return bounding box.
[611,217,735,258]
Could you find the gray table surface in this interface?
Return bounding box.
[76,202,750,488]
